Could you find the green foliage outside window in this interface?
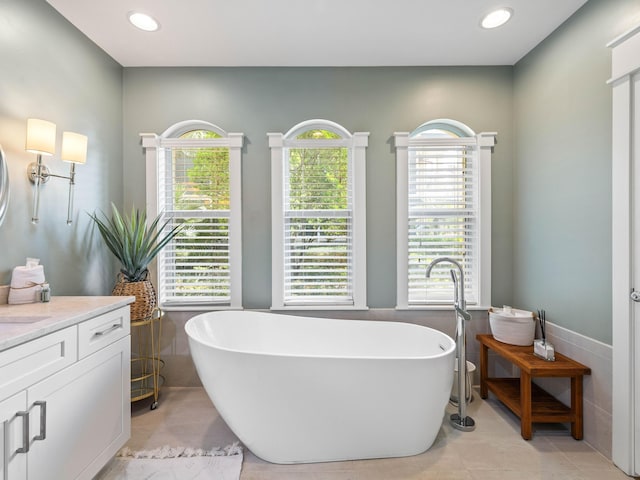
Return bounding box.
[169,130,231,299]
[286,129,351,297]
[290,129,347,211]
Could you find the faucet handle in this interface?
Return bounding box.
[455,305,472,322]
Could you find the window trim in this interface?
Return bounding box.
[269,119,369,310]
[141,120,244,310]
[394,120,496,310]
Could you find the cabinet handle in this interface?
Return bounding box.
[33,401,46,441]
[15,411,29,454]
[5,412,30,480]
[94,323,121,337]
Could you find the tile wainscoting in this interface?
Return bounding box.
[530,322,613,459]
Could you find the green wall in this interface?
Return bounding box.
[0,0,123,294]
[513,0,640,344]
[123,66,514,309]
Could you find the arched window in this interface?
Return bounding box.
[269,120,369,309]
[394,120,496,307]
[141,121,243,309]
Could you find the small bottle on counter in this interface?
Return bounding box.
[40,283,50,302]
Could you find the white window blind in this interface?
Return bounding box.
[408,142,478,304]
[395,122,496,309]
[142,122,243,310]
[160,145,231,305]
[270,120,368,310]
[284,146,353,304]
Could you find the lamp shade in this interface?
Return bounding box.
[61,131,88,164]
[26,119,56,156]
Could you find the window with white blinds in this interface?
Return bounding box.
[141,121,243,310]
[408,141,478,304]
[394,121,496,308]
[285,142,352,303]
[270,120,368,309]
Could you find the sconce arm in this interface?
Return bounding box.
[27,162,73,184]
[42,171,72,181]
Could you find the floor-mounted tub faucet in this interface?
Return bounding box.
[426,257,476,432]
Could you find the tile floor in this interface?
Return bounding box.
[100,387,632,480]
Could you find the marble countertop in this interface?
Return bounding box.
[0,296,134,352]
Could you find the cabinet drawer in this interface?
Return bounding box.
[78,306,130,359]
[0,326,77,401]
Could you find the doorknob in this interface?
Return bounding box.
[631,289,640,302]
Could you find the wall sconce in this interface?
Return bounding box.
[25,118,88,225]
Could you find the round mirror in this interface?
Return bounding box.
[0,145,9,226]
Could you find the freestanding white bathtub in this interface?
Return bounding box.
[185,310,455,464]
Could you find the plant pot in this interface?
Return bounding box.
[112,273,157,321]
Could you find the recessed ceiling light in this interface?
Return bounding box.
[481,8,513,29]
[128,12,159,32]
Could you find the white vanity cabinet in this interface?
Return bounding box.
[0,302,131,480]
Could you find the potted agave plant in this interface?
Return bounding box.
[89,204,183,321]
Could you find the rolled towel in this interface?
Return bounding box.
[8,265,45,304]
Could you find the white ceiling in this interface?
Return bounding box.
[46,0,589,67]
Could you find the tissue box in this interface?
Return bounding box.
[534,339,555,361]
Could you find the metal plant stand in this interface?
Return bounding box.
[130,308,164,410]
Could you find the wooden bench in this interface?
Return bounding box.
[476,333,591,440]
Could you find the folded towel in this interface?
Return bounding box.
[10,265,45,287]
[8,265,45,304]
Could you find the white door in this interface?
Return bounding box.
[0,392,27,480]
[634,71,640,473]
[611,23,640,477]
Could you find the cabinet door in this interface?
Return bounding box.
[0,392,27,480]
[26,336,130,480]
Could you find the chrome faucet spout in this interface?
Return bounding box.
[425,256,460,278]
[425,257,466,311]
